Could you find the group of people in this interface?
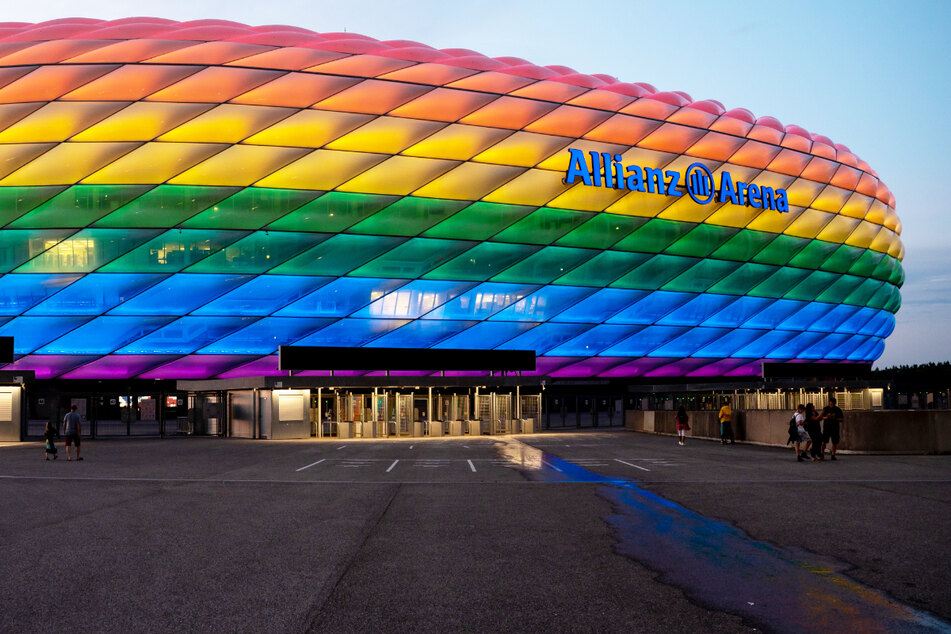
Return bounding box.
[673,399,735,446]
[787,397,843,462]
[42,404,84,461]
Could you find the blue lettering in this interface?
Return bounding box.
[644,167,665,194]
[761,186,775,210]
[776,189,789,212]
[614,155,626,190]
[736,182,748,206]
[748,184,761,208]
[601,153,614,188]
[719,172,738,204]
[589,151,603,186]
[626,165,645,192]
[565,149,592,186]
[665,170,683,198]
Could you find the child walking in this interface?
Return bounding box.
[43,422,58,461]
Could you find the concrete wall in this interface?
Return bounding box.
[625,409,951,454]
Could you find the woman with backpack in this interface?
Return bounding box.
[787,404,808,462]
[675,405,690,446]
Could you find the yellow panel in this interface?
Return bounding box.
[169,145,310,187]
[0,142,138,186]
[815,214,861,243]
[535,140,630,171]
[868,227,894,253]
[472,131,571,168]
[158,104,296,144]
[844,220,882,249]
[481,169,571,206]
[81,142,228,184]
[810,184,850,214]
[255,149,387,190]
[708,202,791,230]
[243,110,372,148]
[783,208,834,239]
[714,163,761,185]
[412,162,524,200]
[663,154,722,176]
[324,116,446,154]
[750,170,796,191]
[71,102,215,142]
[658,196,727,223]
[0,143,57,180]
[882,205,899,232]
[401,124,512,160]
[0,101,128,143]
[894,218,902,236]
[603,190,676,219]
[783,178,825,208]
[864,199,888,225]
[890,241,904,260]
[336,156,459,196]
[839,192,873,220]
[547,182,628,212]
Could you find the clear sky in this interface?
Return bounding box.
[5,0,950,367]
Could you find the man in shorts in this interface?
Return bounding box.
[821,397,844,460]
[62,404,83,461]
[718,399,734,445]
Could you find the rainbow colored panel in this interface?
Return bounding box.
[0,18,903,379]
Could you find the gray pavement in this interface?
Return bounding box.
[0,431,948,633]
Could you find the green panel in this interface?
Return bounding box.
[662,259,742,293]
[847,249,885,278]
[423,242,539,281]
[10,185,153,228]
[888,261,904,286]
[814,274,864,304]
[179,187,322,230]
[749,267,811,298]
[348,197,468,236]
[787,240,841,270]
[752,234,809,265]
[844,277,884,306]
[0,186,68,226]
[266,192,398,233]
[423,201,535,241]
[866,283,895,310]
[613,219,696,254]
[870,255,896,283]
[706,262,778,295]
[350,238,476,278]
[490,246,595,284]
[0,229,77,273]
[554,251,651,287]
[94,185,240,228]
[664,224,739,258]
[186,231,329,274]
[492,207,593,245]
[272,234,405,276]
[555,213,648,249]
[784,270,840,301]
[883,285,901,312]
[820,244,865,274]
[14,228,162,273]
[610,254,699,290]
[100,229,248,273]
[709,229,775,262]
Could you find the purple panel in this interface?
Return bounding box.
[549,356,625,378]
[364,370,432,377]
[724,359,769,377]
[62,355,181,379]
[441,370,490,377]
[297,370,361,376]
[644,358,711,377]
[600,357,671,377]
[217,356,284,379]
[686,358,749,377]
[526,356,575,375]
[1,355,98,379]
[140,355,256,379]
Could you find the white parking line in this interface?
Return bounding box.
[386,460,399,473]
[467,459,476,472]
[336,446,346,450]
[615,458,650,472]
[542,460,563,473]
[295,458,326,472]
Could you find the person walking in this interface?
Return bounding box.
[787,404,808,462]
[718,399,734,445]
[804,403,822,461]
[43,421,58,461]
[62,404,83,461]
[675,405,690,446]
[821,397,844,460]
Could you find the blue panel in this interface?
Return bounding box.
[859,311,894,337]
[836,307,877,334]
[498,323,593,354]
[701,296,773,328]
[649,327,730,357]
[601,325,690,356]
[353,280,475,319]
[777,302,830,332]
[550,288,647,323]
[435,321,539,349]
[489,286,596,322]
[422,283,539,320]
[26,273,167,316]
[0,274,82,315]
[606,291,697,325]
[764,331,828,359]
[275,277,408,318]
[657,294,735,327]
[368,320,476,348]
[292,319,408,347]
[732,330,798,358]
[0,316,91,353]
[848,337,883,361]
[823,334,866,359]
[547,324,643,356]
[872,313,895,338]
[193,275,333,316]
[799,333,853,359]
[117,316,258,354]
[199,317,335,354]
[693,328,769,358]
[108,274,252,315]
[38,315,174,354]
[809,304,861,333]
[742,300,806,330]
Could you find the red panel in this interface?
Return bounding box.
[800,156,838,184]
[447,72,533,94]
[458,96,558,129]
[666,106,718,127]
[66,39,195,63]
[746,124,784,144]
[567,90,635,111]
[388,87,496,122]
[439,55,509,71]
[306,54,414,78]
[620,98,679,120]
[830,164,861,190]
[765,149,811,177]
[313,79,432,115]
[231,73,360,108]
[62,64,202,101]
[856,172,879,197]
[584,114,661,145]
[728,140,780,169]
[685,131,746,162]
[146,41,273,65]
[523,104,612,138]
[224,47,345,71]
[637,122,706,153]
[709,114,753,136]
[378,63,476,86]
[510,80,587,103]
[0,39,112,65]
[145,67,284,103]
[810,141,836,160]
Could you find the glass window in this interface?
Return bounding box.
[801,333,855,360]
[117,316,259,354]
[26,273,167,315]
[607,291,696,325]
[38,315,175,354]
[614,219,696,254]
[547,324,643,356]
[352,280,475,319]
[350,238,476,279]
[555,214,647,249]
[491,246,596,284]
[195,275,333,316]
[14,229,162,273]
[199,317,335,354]
[0,229,78,273]
[835,306,876,334]
[347,197,468,236]
[497,322,594,354]
[108,273,252,315]
[10,185,153,228]
[435,321,538,349]
[422,282,539,320]
[266,192,399,233]
[0,273,83,315]
[99,229,248,273]
[0,315,91,353]
[423,201,536,241]
[551,288,647,323]
[93,185,239,228]
[180,187,321,230]
[423,242,539,281]
[272,234,406,276]
[492,208,593,245]
[554,251,650,287]
[368,320,476,348]
[0,186,66,226]
[858,310,894,337]
[275,277,407,318]
[489,286,596,322]
[186,231,329,274]
[291,318,409,347]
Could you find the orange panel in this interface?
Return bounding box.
[620,98,679,120]
[709,116,753,136]
[509,80,587,103]
[0,102,44,133]
[0,143,57,180]
[379,63,477,86]
[666,107,718,127]
[446,71,534,94]
[811,141,836,160]
[314,79,432,115]
[856,172,879,197]
[800,156,837,184]
[746,124,784,144]
[636,123,706,154]
[231,73,360,108]
[567,90,635,111]
[61,65,202,101]
[684,131,746,162]
[65,39,195,63]
[583,114,660,146]
[765,149,810,177]
[0,39,111,65]
[146,41,273,65]
[0,66,38,91]
[388,87,496,122]
[224,47,345,71]
[780,133,812,152]
[146,67,284,103]
[458,96,558,130]
[830,164,861,190]
[306,54,415,78]
[0,64,119,103]
[523,105,612,138]
[728,140,780,169]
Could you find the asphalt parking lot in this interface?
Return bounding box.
[1,431,949,633]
